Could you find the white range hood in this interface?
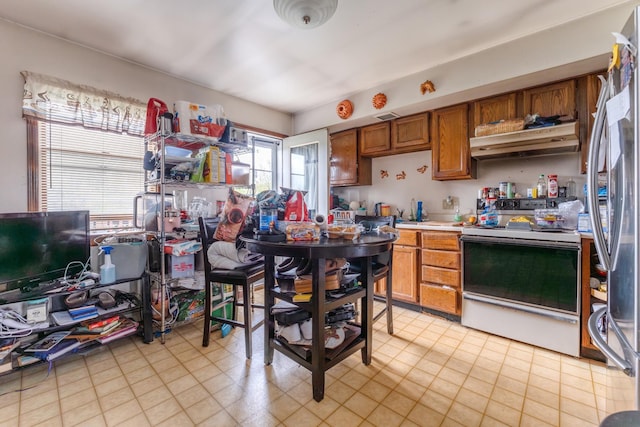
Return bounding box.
[470,121,580,159]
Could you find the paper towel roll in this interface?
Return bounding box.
[314,214,327,231]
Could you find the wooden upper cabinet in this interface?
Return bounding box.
[391,112,430,152]
[523,79,576,119]
[359,122,390,156]
[472,93,518,129]
[579,73,604,174]
[330,129,372,186]
[431,103,476,180]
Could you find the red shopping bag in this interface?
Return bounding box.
[144,98,169,135]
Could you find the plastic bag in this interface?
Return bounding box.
[214,188,254,242]
[284,191,308,222]
[558,199,584,230]
[144,98,168,135]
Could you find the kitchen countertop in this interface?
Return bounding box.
[396,221,463,232]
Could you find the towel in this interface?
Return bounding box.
[207,241,263,270]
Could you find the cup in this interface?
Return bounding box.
[380,204,391,216]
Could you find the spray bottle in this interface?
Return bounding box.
[100,246,116,284]
[416,201,423,222]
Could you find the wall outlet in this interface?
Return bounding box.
[442,196,458,209]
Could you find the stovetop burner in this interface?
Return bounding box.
[477,197,578,211]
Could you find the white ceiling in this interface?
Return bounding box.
[0,0,632,114]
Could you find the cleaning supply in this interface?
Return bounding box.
[100,246,116,284]
[416,201,423,222]
[454,207,462,223]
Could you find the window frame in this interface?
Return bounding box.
[26,117,146,231]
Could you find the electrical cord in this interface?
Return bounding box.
[151,285,179,327]
[0,309,34,338]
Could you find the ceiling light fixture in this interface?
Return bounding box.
[273,0,338,29]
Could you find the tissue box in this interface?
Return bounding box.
[577,213,592,232]
[173,101,227,139]
[167,254,195,278]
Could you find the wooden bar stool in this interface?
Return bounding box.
[198,217,265,359]
[349,214,395,334]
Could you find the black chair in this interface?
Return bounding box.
[198,217,265,359]
[349,214,395,334]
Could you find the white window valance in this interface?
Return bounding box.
[21,71,147,136]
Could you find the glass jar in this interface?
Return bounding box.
[566,177,576,198]
[536,174,547,198]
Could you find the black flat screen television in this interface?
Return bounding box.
[0,211,90,291]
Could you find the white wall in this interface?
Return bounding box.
[294,2,637,135]
[0,19,292,213]
[322,4,636,220]
[334,151,586,221]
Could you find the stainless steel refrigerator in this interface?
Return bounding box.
[587,6,640,419]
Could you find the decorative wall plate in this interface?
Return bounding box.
[336,100,353,119]
[420,80,436,95]
[372,93,387,109]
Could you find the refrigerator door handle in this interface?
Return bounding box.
[587,74,611,271]
[588,307,635,376]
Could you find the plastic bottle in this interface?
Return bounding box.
[536,174,547,198]
[100,246,116,284]
[409,198,416,221]
[548,174,558,198]
[453,207,462,223]
[566,177,576,198]
[416,201,423,222]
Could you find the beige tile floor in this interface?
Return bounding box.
[0,300,607,427]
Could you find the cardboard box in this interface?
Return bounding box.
[203,146,221,183]
[168,254,195,278]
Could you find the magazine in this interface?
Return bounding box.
[36,339,82,361]
[24,331,70,352]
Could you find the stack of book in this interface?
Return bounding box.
[68,305,98,322]
[0,338,21,373]
[68,316,138,344]
[96,318,139,344]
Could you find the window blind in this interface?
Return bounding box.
[37,121,144,231]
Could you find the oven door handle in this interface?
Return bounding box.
[462,293,578,323]
[588,306,634,376]
[460,235,580,250]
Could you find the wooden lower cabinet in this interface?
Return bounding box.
[420,283,458,314]
[391,245,419,302]
[581,237,605,361]
[389,230,420,303]
[420,230,462,316]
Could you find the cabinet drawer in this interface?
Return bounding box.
[422,249,460,269]
[422,265,460,287]
[420,283,458,314]
[421,231,460,251]
[396,230,419,246]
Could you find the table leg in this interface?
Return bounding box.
[264,255,276,365]
[311,257,326,402]
[361,256,373,365]
[386,250,394,335]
